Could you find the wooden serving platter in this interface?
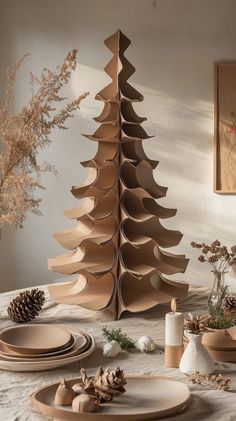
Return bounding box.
[31,376,190,421]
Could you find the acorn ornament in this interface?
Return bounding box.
[54,379,75,406]
[103,340,121,357]
[72,394,96,413]
[7,288,45,323]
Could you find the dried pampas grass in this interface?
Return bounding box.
[0,50,89,230]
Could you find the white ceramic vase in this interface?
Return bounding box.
[179,332,215,375]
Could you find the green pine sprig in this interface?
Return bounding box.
[208,308,235,329]
[102,326,136,351]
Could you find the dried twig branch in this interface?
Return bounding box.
[189,371,231,391]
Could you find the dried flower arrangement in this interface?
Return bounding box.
[184,313,211,335]
[191,240,236,327]
[191,240,236,272]
[189,372,231,391]
[0,51,89,230]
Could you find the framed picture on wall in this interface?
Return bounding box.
[214,63,236,193]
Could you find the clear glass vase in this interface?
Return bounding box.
[208,271,228,315]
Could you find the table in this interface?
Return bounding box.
[0,284,235,421]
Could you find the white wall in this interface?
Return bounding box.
[1,0,236,293]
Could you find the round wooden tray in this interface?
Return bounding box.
[31,376,190,421]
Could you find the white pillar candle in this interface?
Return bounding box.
[165,299,183,346]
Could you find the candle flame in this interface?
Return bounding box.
[171,298,176,313]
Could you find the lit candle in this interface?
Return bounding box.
[164,299,184,368]
[165,299,183,346]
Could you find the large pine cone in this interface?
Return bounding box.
[7,288,45,323]
[81,366,126,403]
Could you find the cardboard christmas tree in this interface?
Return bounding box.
[48,30,189,319]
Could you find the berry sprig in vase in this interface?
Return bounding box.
[191,240,236,322]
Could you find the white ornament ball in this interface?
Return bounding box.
[136,336,156,352]
[103,340,121,357]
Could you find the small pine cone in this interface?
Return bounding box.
[7,288,45,323]
[81,366,126,404]
[223,296,236,312]
[93,367,126,403]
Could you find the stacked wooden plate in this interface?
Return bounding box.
[0,324,95,371]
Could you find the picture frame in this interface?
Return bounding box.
[214,62,236,193]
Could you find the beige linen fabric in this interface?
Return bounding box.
[0,284,235,421]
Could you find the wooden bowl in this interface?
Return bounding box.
[202,329,236,351]
[184,329,236,362]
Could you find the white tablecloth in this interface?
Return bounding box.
[0,284,235,421]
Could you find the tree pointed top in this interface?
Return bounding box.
[104,30,131,54]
